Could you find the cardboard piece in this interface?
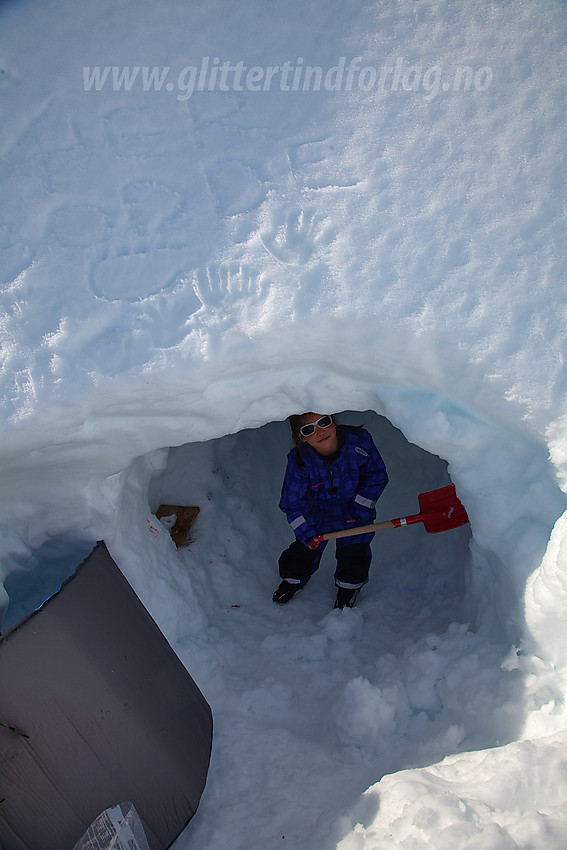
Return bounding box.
[0,543,212,850]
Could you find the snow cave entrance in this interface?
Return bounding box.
[149,409,473,634]
[146,408,539,769]
[1,409,471,635]
[5,404,555,778]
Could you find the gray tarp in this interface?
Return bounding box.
[0,543,212,850]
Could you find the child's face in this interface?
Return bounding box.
[299,413,339,456]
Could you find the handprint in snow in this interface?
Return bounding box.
[192,262,268,308]
[260,207,336,265]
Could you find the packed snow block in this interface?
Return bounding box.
[0,542,213,850]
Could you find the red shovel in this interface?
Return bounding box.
[309,485,469,548]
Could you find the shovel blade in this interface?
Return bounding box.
[418,485,470,534]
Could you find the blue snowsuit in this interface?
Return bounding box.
[278,426,388,590]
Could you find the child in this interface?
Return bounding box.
[274,413,388,609]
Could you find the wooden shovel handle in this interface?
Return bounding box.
[310,519,398,547]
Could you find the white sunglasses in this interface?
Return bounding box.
[299,415,333,437]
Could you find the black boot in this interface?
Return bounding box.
[334,587,360,609]
[272,580,302,604]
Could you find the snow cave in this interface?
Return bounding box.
[3,396,561,769]
[2,0,567,846]
[1,389,566,849]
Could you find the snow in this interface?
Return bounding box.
[1,0,567,846]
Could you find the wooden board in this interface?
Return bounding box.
[156,505,200,548]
